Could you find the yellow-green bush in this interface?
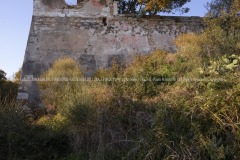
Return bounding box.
[0,69,18,100]
[38,57,113,158]
[39,57,111,114]
[39,57,82,112]
[95,51,180,100]
[37,113,68,131]
[203,10,240,56]
[0,96,71,159]
[150,30,240,159]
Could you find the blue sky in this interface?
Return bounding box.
[0,0,210,78]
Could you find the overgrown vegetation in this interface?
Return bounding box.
[0,69,71,159]
[0,69,18,102]
[1,5,240,159]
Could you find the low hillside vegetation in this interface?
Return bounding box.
[0,12,240,159]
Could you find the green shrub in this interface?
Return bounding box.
[153,70,240,159]
[0,96,71,160]
[37,113,68,131]
[39,57,110,113]
[203,9,240,56]
[95,51,180,100]
[0,69,18,99]
[39,57,84,114]
[38,57,112,158]
[149,31,240,159]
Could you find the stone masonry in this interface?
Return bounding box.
[18,0,204,104]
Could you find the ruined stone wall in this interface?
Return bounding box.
[18,0,204,103]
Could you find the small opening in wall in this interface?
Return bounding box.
[65,0,77,6]
[102,17,107,26]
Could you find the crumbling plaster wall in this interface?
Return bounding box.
[18,0,204,103]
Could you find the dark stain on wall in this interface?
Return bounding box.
[79,54,97,77]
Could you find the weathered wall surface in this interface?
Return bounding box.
[18,0,204,103]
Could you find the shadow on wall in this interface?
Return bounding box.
[79,54,96,77]
[42,0,67,9]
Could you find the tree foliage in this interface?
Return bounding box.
[204,0,240,56]
[118,0,191,15]
[0,69,18,100]
[0,69,7,81]
[13,68,22,84]
[206,0,240,17]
